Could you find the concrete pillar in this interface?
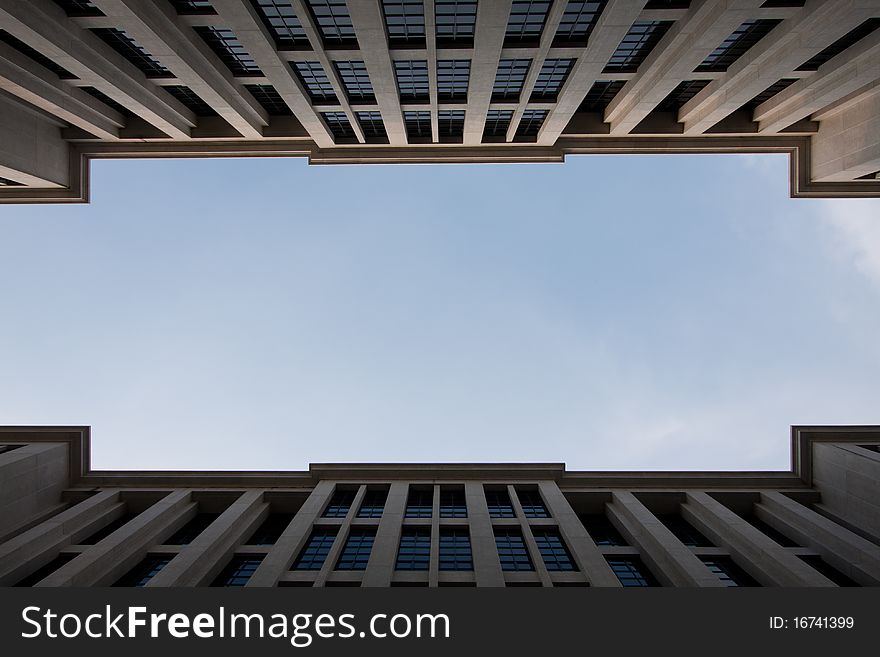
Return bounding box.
[464,481,504,586]
[0,441,70,538]
[0,94,70,187]
[147,490,267,586]
[538,482,620,586]
[509,485,552,586]
[362,483,408,587]
[463,0,512,145]
[811,88,880,181]
[682,491,834,586]
[608,492,725,587]
[314,484,367,586]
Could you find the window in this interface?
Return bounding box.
[741,79,797,111]
[246,513,294,545]
[357,488,388,518]
[334,61,375,103]
[394,60,430,102]
[169,0,216,14]
[578,80,625,112]
[0,30,78,79]
[438,110,465,139]
[530,59,574,101]
[404,110,432,140]
[252,0,308,48]
[90,29,173,78]
[516,488,549,518]
[533,529,578,571]
[579,513,627,545]
[435,0,478,45]
[293,527,338,570]
[323,489,357,517]
[292,62,337,104]
[742,513,798,547]
[245,84,293,115]
[383,0,426,46]
[114,556,172,587]
[164,513,219,545]
[396,528,431,570]
[604,21,673,73]
[321,112,356,140]
[52,0,104,17]
[657,514,713,547]
[700,557,759,587]
[696,19,782,72]
[14,554,76,587]
[655,80,710,112]
[439,487,467,518]
[483,110,514,139]
[800,555,860,587]
[80,513,136,545]
[607,557,658,587]
[81,87,134,116]
[495,529,534,571]
[405,487,433,518]
[336,528,376,570]
[212,556,264,586]
[485,489,515,518]
[356,111,388,141]
[554,1,605,46]
[515,109,547,138]
[492,59,531,102]
[164,86,218,117]
[439,529,473,571]
[306,0,357,47]
[505,1,552,45]
[437,60,471,102]
[194,27,262,76]
[798,18,880,71]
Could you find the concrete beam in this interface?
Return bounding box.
[811,87,880,181]
[0,93,69,187]
[463,0,511,145]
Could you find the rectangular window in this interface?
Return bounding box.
[395,527,431,570]
[80,513,137,545]
[383,0,426,46]
[700,557,759,587]
[492,59,531,102]
[438,110,465,140]
[437,59,470,102]
[657,514,713,547]
[797,19,880,71]
[554,0,606,46]
[164,86,218,116]
[322,489,357,518]
[604,21,673,73]
[334,61,375,103]
[483,109,514,139]
[515,109,547,138]
[439,487,467,518]
[356,111,388,141]
[321,112,356,141]
[696,19,782,72]
[532,528,578,571]
[578,80,625,112]
[357,488,388,518]
[169,1,216,14]
[530,58,573,101]
[799,555,859,587]
[293,527,338,570]
[90,29,173,78]
[212,556,264,586]
[741,78,797,111]
[578,514,627,546]
[194,27,262,75]
[336,528,376,570]
[516,488,550,518]
[246,513,294,545]
[394,60,430,102]
[245,84,293,115]
[655,79,710,112]
[306,0,357,47]
[14,554,76,587]
[607,557,658,587]
[0,30,78,80]
[485,488,515,518]
[403,110,432,140]
[52,1,104,17]
[113,556,172,587]
[495,529,534,571]
[505,1,552,45]
[439,528,473,571]
[292,62,337,103]
[435,0,478,45]
[405,487,433,518]
[742,513,799,547]
[164,513,219,545]
[252,0,308,48]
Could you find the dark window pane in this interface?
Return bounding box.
[439,488,467,518]
[579,513,627,545]
[246,513,294,545]
[485,489,515,518]
[321,111,356,141]
[533,528,577,571]
[515,109,547,138]
[797,18,880,71]
[604,21,673,73]
[394,60,430,102]
[607,557,658,586]
[405,487,433,518]
[252,1,308,48]
[395,527,431,570]
[435,0,477,45]
[483,109,514,138]
[245,84,293,115]
[80,513,137,545]
[52,0,104,17]
[194,27,262,75]
[438,109,464,139]
[800,555,860,587]
[657,514,713,547]
[383,0,426,46]
[323,489,357,518]
[357,489,388,518]
[164,513,219,545]
[336,528,376,570]
[335,61,375,102]
[437,59,470,101]
[554,1,606,46]
[578,80,625,112]
[439,528,473,571]
[700,557,759,587]
[306,0,357,46]
[655,80,710,112]
[14,554,76,587]
[404,110,432,139]
[164,85,218,116]
[495,529,534,571]
[696,19,782,72]
[492,59,531,102]
[169,1,216,14]
[212,556,264,586]
[293,527,338,570]
[516,488,550,518]
[356,111,388,141]
[505,0,552,45]
[530,58,574,102]
[292,61,338,103]
[114,556,172,587]
[91,28,173,78]
[0,30,78,79]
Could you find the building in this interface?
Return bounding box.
[1,425,878,587]
[0,0,879,202]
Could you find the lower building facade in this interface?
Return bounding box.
[0,425,878,587]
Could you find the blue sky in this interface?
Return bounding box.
[1,153,878,471]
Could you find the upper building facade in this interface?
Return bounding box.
[0,0,879,202]
[1,425,878,587]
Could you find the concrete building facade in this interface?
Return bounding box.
[0,0,878,202]
[1,425,878,587]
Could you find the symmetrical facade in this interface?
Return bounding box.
[1,425,878,587]
[0,0,879,202]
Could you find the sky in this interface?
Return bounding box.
[1,152,878,472]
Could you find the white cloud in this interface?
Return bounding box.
[816,199,880,292]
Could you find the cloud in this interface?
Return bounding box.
[816,199,880,292]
